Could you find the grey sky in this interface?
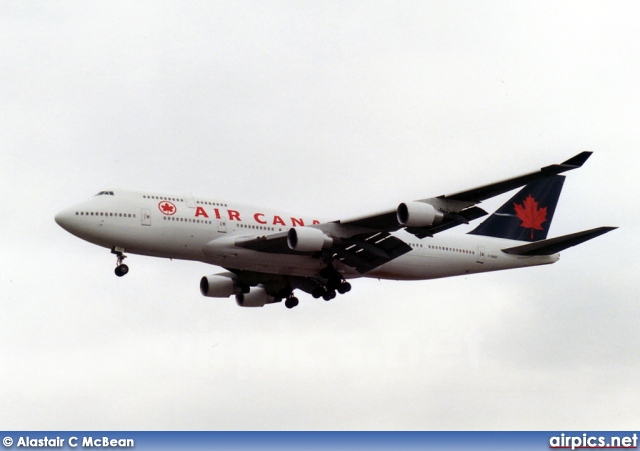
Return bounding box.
[1,1,638,430]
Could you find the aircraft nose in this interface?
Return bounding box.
[55,208,75,231]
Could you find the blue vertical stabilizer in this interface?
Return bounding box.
[468,175,565,242]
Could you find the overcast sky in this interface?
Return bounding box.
[1,1,638,430]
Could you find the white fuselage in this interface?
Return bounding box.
[55,190,558,281]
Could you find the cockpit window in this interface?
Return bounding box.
[95,191,115,196]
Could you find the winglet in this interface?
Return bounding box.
[541,151,593,175]
[562,151,592,167]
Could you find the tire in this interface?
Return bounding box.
[115,264,129,277]
[322,290,335,301]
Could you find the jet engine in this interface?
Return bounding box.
[287,227,333,252]
[200,274,236,298]
[396,202,444,227]
[235,285,274,307]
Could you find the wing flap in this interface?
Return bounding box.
[331,232,412,273]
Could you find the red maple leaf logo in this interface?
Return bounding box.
[158,201,176,215]
[514,195,547,239]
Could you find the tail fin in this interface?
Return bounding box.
[468,175,565,242]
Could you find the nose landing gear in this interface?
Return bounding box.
[111,247,129,277]
[115,263,129,277]
[284,295,299,309]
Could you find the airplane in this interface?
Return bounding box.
[55,152,616,309]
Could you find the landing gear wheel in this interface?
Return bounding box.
[322,290,336,301]
[111,247,129,277]
[337,282,351,294]
[115,264,129,277]
[312,287,324,299]
[320,264,351,297]
[285,296,299,309]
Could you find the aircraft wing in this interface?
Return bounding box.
[236,230,412,274]
[337,205,488,236]
[338,151,593,237]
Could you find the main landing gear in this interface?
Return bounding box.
[111,247,129,277]
[311,266,351,301]
[311,282,351,301]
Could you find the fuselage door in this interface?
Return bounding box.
[476,246,485,264]
[141,208,151,226]
[184,194,196,209]
[217,220,227,233]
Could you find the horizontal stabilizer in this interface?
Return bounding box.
[501,226,617,256]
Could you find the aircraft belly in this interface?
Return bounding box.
[369,252,473,280]
[365,245,551,281]
[203,252,324,277]
[202,237,324,276]
[73,218,212,260]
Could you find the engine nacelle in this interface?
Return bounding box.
[200,274,236,298]
[397,202,444,227]
[287,227,333,252]
[235,285,274,308]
